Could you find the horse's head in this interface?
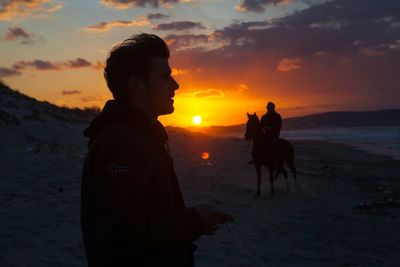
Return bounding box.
[244,112,261,140]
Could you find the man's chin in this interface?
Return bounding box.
[159,106,174,116]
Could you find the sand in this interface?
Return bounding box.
[1,125,399,267]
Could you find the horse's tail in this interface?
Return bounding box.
[280,139,297,180]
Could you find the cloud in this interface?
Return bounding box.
[7,58,101,74]
[154,21,206,31]
[276,57,302,72]
[4,27,30,40]
[171,68,190,76]
[62,90,82,95]
[147,12,169,20]
[64,58,92,68]
[84,13,170,33]
[0,0,63,20]
[84,18,149,32]
[2,27,44,44]
[0,67,22,78]
[164,33,209,50]
[13,59,61,70]
[235,0,292,13]
[168,0,400,109]
[314,50,332,56]
[236,83,249,92]
[210,0,400,59]
[80,95,107,103]
[181,89,225,98]
[93,61,105,70]
[359,41,400,56]
[310,20,348,30]
[100,0,181,9]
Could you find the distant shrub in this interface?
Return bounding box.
[24,108,45,122]
[83,106,101,116]
[0,107,20,126]
[3,100,20,109]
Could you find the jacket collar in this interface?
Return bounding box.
[84,100,168,147]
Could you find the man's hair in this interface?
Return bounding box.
[104,33,170,100]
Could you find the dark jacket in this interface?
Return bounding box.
[81,100,202,267]
[260,111,282,141]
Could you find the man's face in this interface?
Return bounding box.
[145,57,179,117]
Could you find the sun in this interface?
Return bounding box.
[192,115,202,125]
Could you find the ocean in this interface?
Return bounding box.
[281,126,400,160]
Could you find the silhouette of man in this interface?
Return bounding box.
[81,34,233,267]
[260,102,282,144]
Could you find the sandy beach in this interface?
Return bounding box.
[1,125,399,267]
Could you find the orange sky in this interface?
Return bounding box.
[1,0,399,126]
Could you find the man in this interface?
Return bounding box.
[260,102,282,144]
[81,34,233,267]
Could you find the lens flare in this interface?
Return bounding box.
[201,152,210,160]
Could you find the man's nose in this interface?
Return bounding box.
[171,77,179,91]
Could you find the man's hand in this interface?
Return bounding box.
[195,204,234,235]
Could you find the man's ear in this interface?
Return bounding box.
[128,77,146,97]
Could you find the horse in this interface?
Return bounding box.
[245,112,297,195]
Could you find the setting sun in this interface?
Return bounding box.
[192,115,202,125]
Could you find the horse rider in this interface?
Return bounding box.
[248,101,282,164]
[260,102,282,144]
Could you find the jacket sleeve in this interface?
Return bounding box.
[90,126,202,249]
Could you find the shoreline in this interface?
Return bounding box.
[347,142,400,161]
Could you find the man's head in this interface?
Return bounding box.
[266,102,275,112]
[104,33,179,117]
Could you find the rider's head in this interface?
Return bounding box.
[267,102,275,112]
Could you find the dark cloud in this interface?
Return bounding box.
[8,58,101,73]
[0,67,22,78]
[276,57,302,71]
[13,60,61,70]
[164,34,209,50]
[209,0,400,59]
[147,12,169,20]
[62,90,82,95]
[236,0,292,13]
[2,27,40,44]
[4,27,29,39]
[171,0,400,109]
[154,21,206,31]
[101,0,181,9]
[65,58,92,68]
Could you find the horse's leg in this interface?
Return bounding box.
[268,166,274,195]
[282,167,289,193]
[286,147,297,181]
[255,163,261,197]
[287,158,297,181]
[276,159,289,192]
[275,167,281,180]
